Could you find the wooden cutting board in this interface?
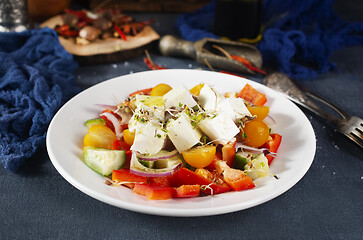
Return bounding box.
[41,14,160,65]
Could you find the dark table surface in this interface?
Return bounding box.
[1,2,363,240]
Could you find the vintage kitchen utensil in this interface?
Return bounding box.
[159,35,263,75]
[264,72,363,149]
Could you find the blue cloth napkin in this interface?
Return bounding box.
[175,0,363,80]
[0,27,79,172]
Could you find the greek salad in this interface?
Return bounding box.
[82,82,282,200]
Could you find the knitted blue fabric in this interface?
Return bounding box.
[175,0,363,80]
[0,27,79,172]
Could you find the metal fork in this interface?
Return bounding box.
[264,72,363,149]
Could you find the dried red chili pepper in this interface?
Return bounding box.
[144,51,167,70]
[114,25,127,41]
[231,55,266,75]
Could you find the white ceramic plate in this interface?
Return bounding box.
[46,69,316,217]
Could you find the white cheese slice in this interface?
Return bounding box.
[166,112,202,152]
[217,98,251,123]
[198,84,218,112]
[163,87,198,109]
[198,111,240,145]
[130,122,166,155]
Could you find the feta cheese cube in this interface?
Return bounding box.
[163,87,198,109]
[198,84,218,112]
[166,113,202,152]
[198,112,240,145]
[131,122,166,155]
[217,98,251,123]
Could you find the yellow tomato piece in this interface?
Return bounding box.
[123,129,135,146]
[189,84,204,96]
[136,95,164,107]
[181,145,216,168]
[242,120,269,147]
[247,105,270,121]
[83,125,116,149]
[150,83,172,96]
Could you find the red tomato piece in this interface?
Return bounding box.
[133,183,175,200]
[237,83,267,106]
[175,185,200,198]
[112,169,147,189]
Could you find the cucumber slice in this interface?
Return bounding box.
[85,118,106,128]
[234,151,252,170]
[155,155,183,169]
[83,146,126,176]
[139,160,155,168]
[244,153,270,180]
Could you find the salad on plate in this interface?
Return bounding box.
[81,82,282,200]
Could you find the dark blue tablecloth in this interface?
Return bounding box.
[1,1,362,239]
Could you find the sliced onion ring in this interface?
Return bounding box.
[95,104,117,111]
[263,115,276,126]
[234,142,276,156]
[130,152,181,177]
[100,112,123,139]
[137,150,178,161]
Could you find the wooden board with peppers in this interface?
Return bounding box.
[41,9,160,64]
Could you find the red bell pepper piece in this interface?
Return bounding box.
[262,133,282,165]
[112,139,130,151]
[175,168,231,195]
[112,169,147,189]
[149,172,180,187]
[205,149,222,171]
[129,87,153,97]
[133,183,175,200]
[223,173,255,191]
[175,185,200,198]
[215,160,255,191]
[236,83,267,106]
[222,139,236,167]
[112,140,132,168]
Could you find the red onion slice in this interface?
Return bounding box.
[130,152,182,177]
[137,150,178,161]
[95,104,117,111]
[100,112,123,139]
[235,142,276,156]
[263,115,276,126]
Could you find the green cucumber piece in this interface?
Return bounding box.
[244,153,270,180]
[234,151,252,170]
[139,160,155,168]
[155,155,183,169]
[85,118,106,128]
[83,146,126,176]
